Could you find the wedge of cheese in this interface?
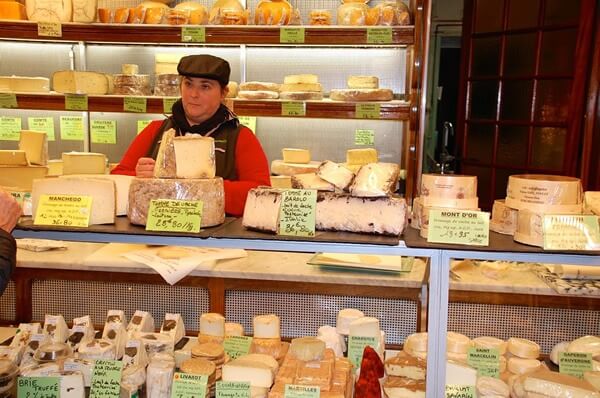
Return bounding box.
[154,128,176,178]
[271,159,320,176]
[59,174,133,216]
[19,130,48,166]
[126,310,155,338]
[173,135,216,179]
[62,152,107,175]
[522,369,600,397]
[346,148,378,166]
[0,165,48,190]
[0,76,50,92]
[291,173,335,191]
[270,176,292,189]
[282,148,310,164]
[26,0,72,22]
[316,160,354,191]
[52,71,109,95]
[0,150,28,166]
[242,188,284,233]
[349,162,400,197]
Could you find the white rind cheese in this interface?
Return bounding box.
[242,188,284,233]
[316,160,355,191]
[291,173,335,191]
[173,135,216,179]
[508,357,541,375]
[122,339,149,368]
[59,174,133,216]
[446,360,477,386]
[199,313,226,337]
[52,71,109,95]
[222,357,275,388]
[507,337,540,359]
[77,339,116,360]
[522,369,600,398]
[447,332,472,354]
[127,310,155,337]
[336,308,364,335]
[43,314,69,343]
[146,360,175,398]
[282,148,311,164]
[253,314,280,339]
[290,337,326,361]
[349,316,380,337]
[160,313,185,344]
[472,336,507,355]
[19,130,48,166]
[61,152,107,175]
[67,315,95,350]
[349,162,399,197]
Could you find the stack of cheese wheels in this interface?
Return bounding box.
[330,75,393,102]
[238,81,280,100]
[384,332,427,398]
[279,74,323,101]
[250,314,288,364]
[415,174,479,239]
[446,331,472,364]
[270,148,321,177]
[506,337,541,376]
[197,313,226,344]
[190,343,227,387]
[127,129,225,228]
[503,175,583,247]
[113,63,150,96]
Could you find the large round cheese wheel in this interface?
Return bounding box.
[505,174,583,211]
[173,1,208,24]
[254,0,292,25]
[329,88,393,102]
[420,174,478,200]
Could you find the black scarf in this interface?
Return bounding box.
[171,99,238,136]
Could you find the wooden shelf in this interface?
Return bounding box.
[0,21,414,46]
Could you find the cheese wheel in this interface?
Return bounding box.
[279,91,323,101]
[514,207,582,247]
[507,357,541,374]
[506,174,583,211]
[507,338,540,359]
[280,83,322,93]
[239,82,281,92]
[237,90,279,99]
[473,336,507,355]
[253,314,280,339]
[420,174,478,199]
[347,75,379,89]
[447,332,472,354]
[283,74,318,84]
[329,88,393,102]
[567,335,600,357]
[420,196,479,209]
[490,199,518,235]
[404,332,428,353]
[336,308,364,335]
[477,376,510,397]
[199,313,225,337]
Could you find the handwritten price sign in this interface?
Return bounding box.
[34,195,92,228]
[427,209,490,246]
[278,189,316,237]
[17,377,60,398]
[146,199,203,233]
[89,360,122,398]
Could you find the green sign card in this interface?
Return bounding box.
[278,189,317,238]
[427,209,490,246]
[181,26,206,43]
[34,194,92,228]
[17,376,60,398]
[280,27,305,44]
[216,381,251,398]
[124,97,147,113]
[367,27,392,44]
[355,129,375,145]
[223,336,253,360]
[90,360,123,398]
[355,103,381,119]
[445,385,475,398]
[137,120,152,134]
[163,97,178,114]
[559,352,593,379]
[238,116,257,133]
[543,215,600,251]
[65,94,88,111]
[0,116,22,141]
[171,373,208,398]
[91,120,117,144]
[146,199,203,233]
[59,116,85,141]
[284,385,320,398]
[467,347,500,378]
[282,102,306,117]
[37,21,62,37]
[0,93,17,108]
[347,335,378,369]
[28,117,55,141]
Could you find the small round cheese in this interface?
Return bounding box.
[567,335,600,357]
[473,336,508,355]
[253,314,280,339]
[336,308,364,335]
[225,322,245,337]
[447,332,472,354]
[550,341,570,365]
[507,337,540,359]
[404,332,428,353]
[290,337,326,361]
[507,357,541,374]
[477,376,510,397]
[200,313,225,337]
[348,316,380,338]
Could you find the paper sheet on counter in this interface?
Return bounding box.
[122,246,247,285]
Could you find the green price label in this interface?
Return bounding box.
[65,94,88,111]
[59,116,85,141]
[543,215,600,251]
[427,209,490,246]
[9,191,30,207]
[367,27,392,44]
[163,97,178,114]
[355,103,381,119]
[34,194,92,228]
[238,116,257,133]
[37,21,62,37]
[223,336,253,360]
[146,199,203,233]
[282,101,306,117]
[216,381,251,398]
[171,373,208,398]
[28,117,55,141]
[17,376,60,398]
[347,335,378,369]
[124,97,147,113]
[90,360,123,398]
[0,93,17,108]
[284,385,320,398]
[445,385,476,398]
[278,189,316,238]
[559,352,593,379]
[181,26,206,42]
[0,116,22,141]
[280,27,305,44]
[467,348,500,378]
[355,129,375,145]
[137,120,152,134]
[90,120,117,144]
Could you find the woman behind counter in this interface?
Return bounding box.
[111,54,271,217]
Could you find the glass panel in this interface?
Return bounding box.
[531,127,566,170]
[474,0,505,33]
[497,125,529,167]
[465,123,495,163]
[508,0,540,29]
[462,164,492,209]
[534,79,571,122]
[540,29,578,75]
[500,80,533,120]
[469,81,499,119]
[504,33,537,76]
[544,0,581,26]
[471,36,501,77]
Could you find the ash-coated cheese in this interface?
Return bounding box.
[336,308,364,335]
[199,313,225,337]
[282,148,311,164]
[160,313,185,344]
[271,159,321,175]
[253,314,280,339]
[26,0,72,22]
[59,174,132,216]
[0,150,28,166]
[102,310,127,359]
[19,130,48,166]
[61,152,107,175]
[67,315,95,350]
[316,160,355,191]
[291,173,335,191]
[127,310,155,337]
[173,135,216,179]
[242,188,284,233]
[52,71,109,95]
[43,314,69,343]
[349,162,400,197]
[122,339,149,368]
[346,148,378,166]
[0,76,49,92]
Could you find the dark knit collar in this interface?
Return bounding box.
[171,99,238,136]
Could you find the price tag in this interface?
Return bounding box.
[543,215,600,250]
[284,385,320,398]
[223,335,253,359]
[146,199,203,233]
[282,102,306,117]
[0,116,22,141]
[347,335,377,369]
[17,376,60,398]
[427,209,490,246]
[137,120,152,134]
[124,97,147,113]
[163,97,178,114]
[37,21,62,37]
[59,116,85,141]
[171,373,208,397]
[9,190,30,207]
[367,27,392,44]
[355,129,375,145]
[280,27,305,44]
[355,103,381,119]
[28,117,55,141]
[90,120,117,144]
[34,194,92,228]
[0,93,17,108]
[467,347,500,378]
[216,381,251,398]
[90,360,123,398]
[445,385,476,398]
[559,352,593,379]
[278,189,316,238]
[65,94,88,111]
[238,116,257,133]
[181,26,206,42]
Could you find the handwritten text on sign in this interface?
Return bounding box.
[427,209,490,246]
[467,347,500,378]
[559,352,593,379]
[347,335,378,369]
[284,385,320,398]
[216,381,251,398]
[146,199,203,233]
[278,189,316,237]
[171,372,208,398]
[223,335,253,360]
[34,195,92,228]
[17,377,60,398]
[445,385,475,398]
[543,215,600,251]
[89,359,123,398]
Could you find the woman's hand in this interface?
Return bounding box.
[0,190,22,233]
[135,157,156,178]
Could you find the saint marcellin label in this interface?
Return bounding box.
[467,347,500,377]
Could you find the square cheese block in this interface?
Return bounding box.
[61,152,107,175]
[173,135,216,179]
[270,175,292,189]
[222,357,275,388]
[59,174,133,216]
[282,148,311,164]
[52,71,109,95]
[349,162,400,197]
[31,177,117,225]
[126,310,155,337]
[154,128,176,178]
[19,130,48,166]
[283,74,319,84]
[26,0,72,21]
[0,166,47,190]
[43,314,69,343]
[346,148,378,166]
[160,313,185,345]
[291,173,335,191]
[0,76,49,92]
[316,161,355,191]
[242,188,284,233]
[0,150,28,166]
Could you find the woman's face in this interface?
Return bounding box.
[180,76,228,125]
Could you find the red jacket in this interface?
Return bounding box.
[111,120,271,217]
